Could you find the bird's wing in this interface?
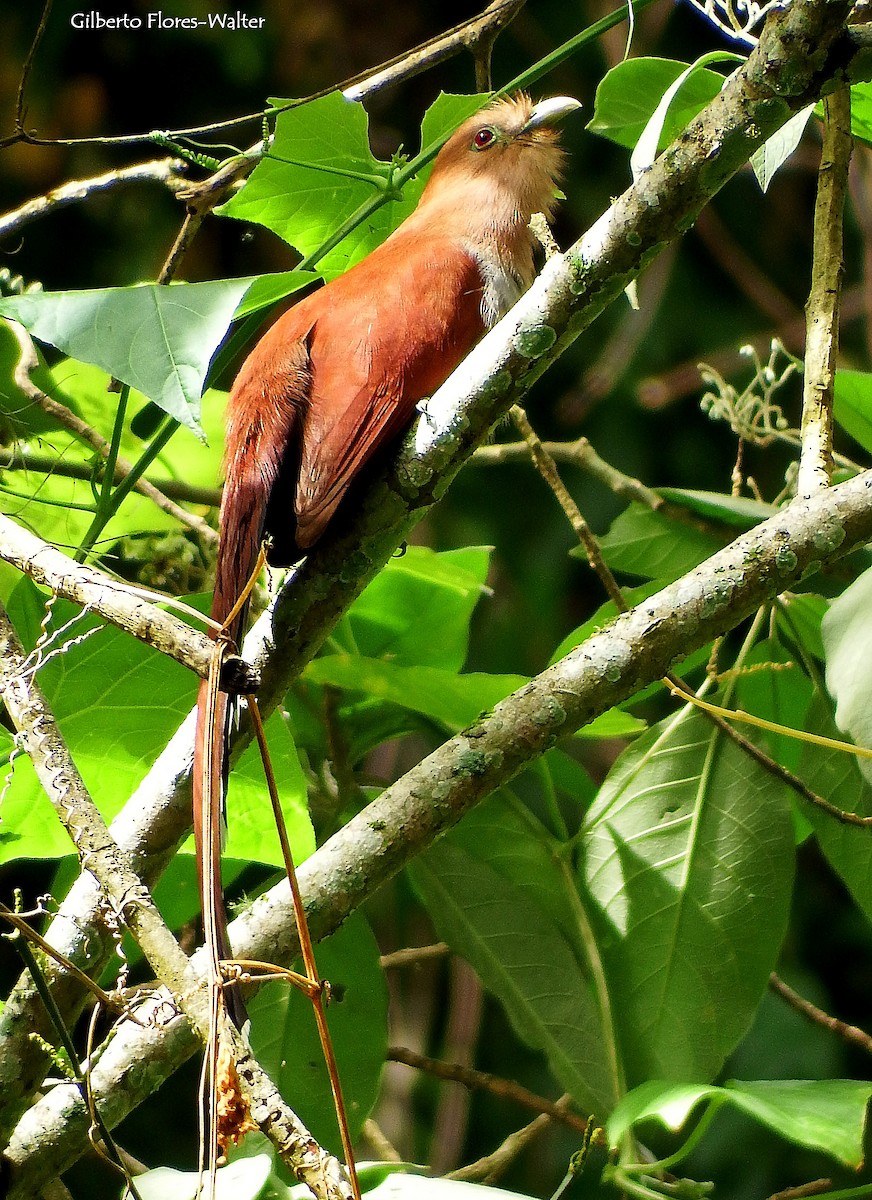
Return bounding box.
[213,322,313,630]
[294,240,486,548]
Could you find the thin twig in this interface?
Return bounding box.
[387,1047,589,1133]
[765,1181,834,1200]
[0,159,187,239]
[156,207,209,286]
[12,0,53,142]
[0,904,138,1018]
[769,972,872,1055]
[473,435,664,510]
[361,1120,402,1164]
[4,0,527,151]
[663,674,872,827]
[509,405,626,607]
[448,1103,570,1184]
[798,86,852,497]
[0,446,221,506]
[380,943,450,970]
[7,321,217,545]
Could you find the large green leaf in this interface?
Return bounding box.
[220,93,484,280]
[248,913,387,1154]
[0,579,314,869]
[587,58,724,150]
[822,563,872,778]
[305,654,642,739]
[579,706,794,1085]
[607,1078,872,1169]
[800,696,872,920]
[0,278,254,435]
[833,368,872,454]
[596,503,725,582]
[412,839,617,1117]
[340,545,492,671]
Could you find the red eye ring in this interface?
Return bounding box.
[473,127,496,150]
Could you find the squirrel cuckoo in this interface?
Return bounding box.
[194,93,579,1024]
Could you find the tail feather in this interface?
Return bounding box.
[192,335,310,1028]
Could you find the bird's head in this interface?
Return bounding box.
[421,93,581,225]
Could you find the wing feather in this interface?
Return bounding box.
[293,236,486,547]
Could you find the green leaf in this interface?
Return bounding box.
[588,58,724,150]
[248,913,387,1153]
[0,367,225,550]
[800,695,872,920]
[231,270,319,320]
[606,1078,872,1169]
[0,580,314,870]
[630,54,743,181]
[580,706,795,1085]
[596,503,725,582]
[448,791,587,944]
[655,488,775,528]
[822,564,872,775]
[341,545,492,670]
[220,93,485,280]
[412,839,617,1116]
[0,320,74,441]
[776,592,828,663]
[0,279,255,436]
[735,639,813,776]
[305,655,642,739]
[124,1153,273,1200]
[848,80,872,148]
[305,655,525,731]
[751,104,815,192]
[834,368,872,453]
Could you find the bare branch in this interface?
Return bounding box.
[0,513,256,693]
[799,86,853,497]
[769,972,872,1055]
[388,1047,588,1132]
[0,159,187,239]
[0,447,221,507]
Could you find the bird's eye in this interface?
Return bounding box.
[472,127,496,151]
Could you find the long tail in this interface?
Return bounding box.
[193,459,267,1029]
[192,344,307,1027]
